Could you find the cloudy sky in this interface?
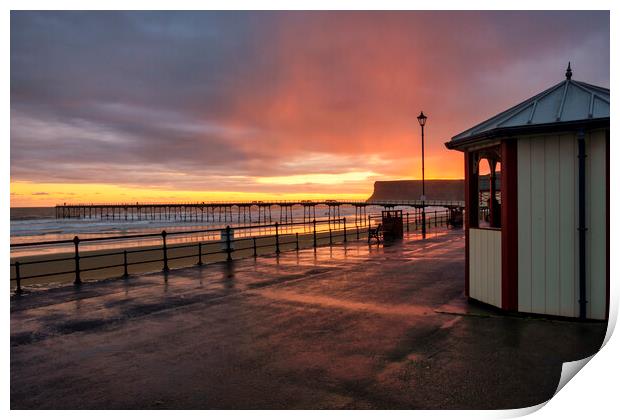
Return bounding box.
[10,11,609,206]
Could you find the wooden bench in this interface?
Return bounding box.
[368,223,384,244]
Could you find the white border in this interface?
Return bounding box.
[4,2,616,419]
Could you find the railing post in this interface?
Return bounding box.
[275,222,280,254]
[73,236,82,285]
[406,212,410,233]
[226,225,233,261]
[122,250,129,278]
[296,232,299,251]
[343,217,347,243]
[422,205,427,238]
[162,230,169,272]
[253,237,257,257]
[14,261,23,294]
[197,242,203,266]
[313,219,317,248]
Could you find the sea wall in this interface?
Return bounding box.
[367,180,464,201]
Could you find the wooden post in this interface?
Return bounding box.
[343,217,347,243]
[406,212,410,232]
[253,237,257,257]
[501,140,519,311]
[296,232,299,251]
[464,151,478,298]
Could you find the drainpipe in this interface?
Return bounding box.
[578,129,587,319]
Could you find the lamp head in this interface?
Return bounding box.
[417,111,427,127]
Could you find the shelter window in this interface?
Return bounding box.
[473,147,501,228]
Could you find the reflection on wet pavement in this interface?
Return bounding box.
[11,229,606,409]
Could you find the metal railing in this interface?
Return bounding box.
[10,210,458,294]
[367,209,454,232]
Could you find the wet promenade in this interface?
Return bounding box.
[11,230,606,409]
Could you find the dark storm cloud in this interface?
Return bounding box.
[11,12,270,112]
[11,11,278,185]
[10,11,609,190]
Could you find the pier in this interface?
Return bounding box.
[54,199,465,224]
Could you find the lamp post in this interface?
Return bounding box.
[417,111,427,239]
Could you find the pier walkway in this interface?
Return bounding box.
[11,230,605,409]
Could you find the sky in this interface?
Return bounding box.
[10,11,610,206]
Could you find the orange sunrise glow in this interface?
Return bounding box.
[10,11,609,207]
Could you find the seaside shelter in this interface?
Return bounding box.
[445,64,609,320]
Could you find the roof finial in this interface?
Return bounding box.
[565,62,572,80]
